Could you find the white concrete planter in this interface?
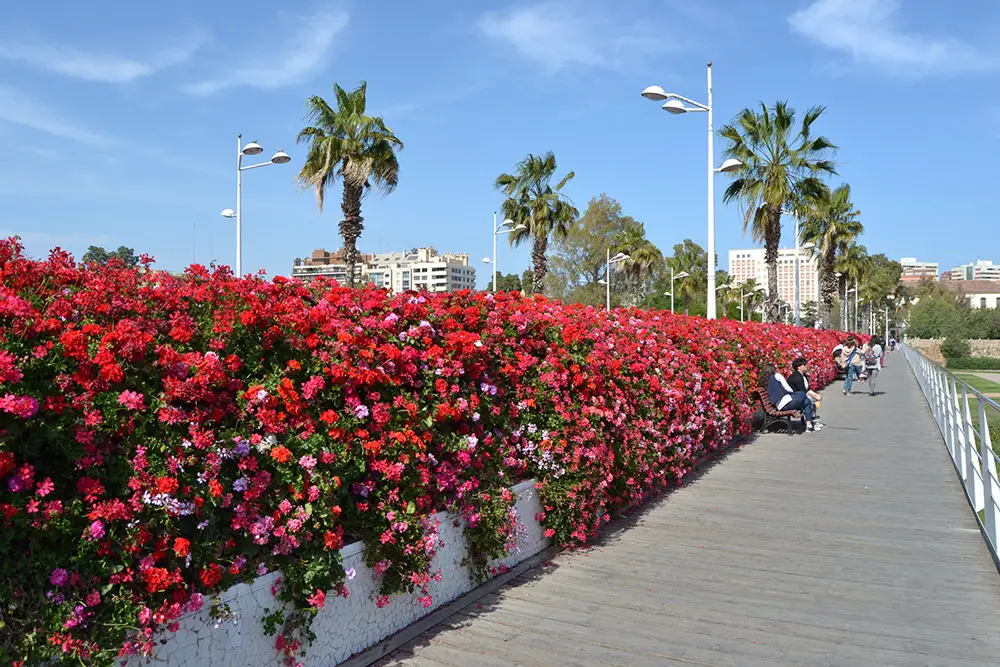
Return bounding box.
[132,479,547,667]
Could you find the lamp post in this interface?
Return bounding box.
[670,268,690,313]
[780,208,815,326]
[854,278,860,332]
[739,284,764,322]
[221,135,291,277]
[606,250,630,311]
[642,63,742,320]
[491,214,526,292]
[846,287,857,332]
[884,295,895,347]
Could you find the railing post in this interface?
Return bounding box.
[962,386,984,511]
[952,377,968,479]
[942,372,956,464]
[980,399,999,552]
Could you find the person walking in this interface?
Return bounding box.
[840,337,862,396]
[865,342,883,396]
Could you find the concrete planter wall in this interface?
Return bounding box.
[130,479,547,667]
[907,338,1000,365]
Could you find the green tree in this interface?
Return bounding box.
[720,102,837,322]
[296,81,403,286]
[614,221,663,306]
[521,269,535,295]
[664,239,709,314]
[799,183,863,328]
[801,301,819,328]
[835,242,869,331]
[907,297,962,338]
[81,245,139,268]
[495,152,577,296]
[487,272,522,293]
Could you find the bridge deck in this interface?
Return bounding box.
[373,355,1000,666]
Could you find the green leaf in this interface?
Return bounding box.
[406,501,415,515]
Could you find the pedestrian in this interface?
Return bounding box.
[840,337,863,396]
[864,342,883,396]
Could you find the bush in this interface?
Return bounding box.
[0,239,843,666]
[948,356,1000,370]
[941,336,972,360]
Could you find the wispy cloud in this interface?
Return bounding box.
[476,1,666,73]
[0,87,112,148]
[185,7,348,96]
[788,0,995,76]
[0,32,205,83]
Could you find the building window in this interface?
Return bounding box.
[982,297,988,309]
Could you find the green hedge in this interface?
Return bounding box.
[947,356,1000,370]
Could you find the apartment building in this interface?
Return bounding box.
[949,260,1000,282]
[899,257,939,283]
[728,247,819,304]
[292,247,476,293]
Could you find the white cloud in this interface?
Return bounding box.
[0,87,112,148]
[476,2,664,73]
[0,32,205,83]
[185,8,348,95]
[788,0,994,76]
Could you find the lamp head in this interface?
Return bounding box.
[481,257,491,263]
[675,271,690,280]
[513,223,527,232]
[717,158,742,173]
[271,150,291,164]
[242,141,264,156]
[220,208,236,218]
[641,85,669,101]
[662,99,687,114]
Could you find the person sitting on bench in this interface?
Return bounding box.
[788,357,823,418]
[763,362,823,432]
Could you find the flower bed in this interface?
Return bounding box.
[0,239,844,666]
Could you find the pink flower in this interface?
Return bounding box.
[117,390,145,411]
[306,589,326,609]
[298,455,317,471]
[138,607,153,625]
[85,590,101,607]
[35,477,54,497]
[86,520,105,541]
[50,568,69,587]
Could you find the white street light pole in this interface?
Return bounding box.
[606,249,630,311]
[670,267,690,313]
[491,215,524,292]
[854,278,859,333]
[641,63,741,320]
[222,135,291,277]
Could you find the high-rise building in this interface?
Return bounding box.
[899,257,939,283]
[292,247,476,293]
[728,247,819,304]
[949,260,1000,282]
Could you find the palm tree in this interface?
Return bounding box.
[667,239,707,315]
[296,81,403,286]
[835,242,869,332]
[495,153,577,295]
[614,222,662,306]
[720,102,837,322]
[739,277,764,321]
[800,183,863,329]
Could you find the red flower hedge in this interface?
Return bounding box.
[0,239,845,666]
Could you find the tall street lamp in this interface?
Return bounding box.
[670,268,690,313]
[606,250,630,311]
[884,295,896,347]
[221,135,290,277]
[491,214,526,292]
[846,286,857,332]
[642,62,742,320]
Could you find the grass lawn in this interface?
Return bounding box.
[954,373,1000,396]
[963,396,1000,459]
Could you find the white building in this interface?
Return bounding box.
[899,257,939,283]
[728,247,819,305]
[939,280,1000,309]
[949,260,1000,282]
[366,248,476,293]
[293,247,476,293]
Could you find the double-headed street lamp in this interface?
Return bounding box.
[484,214,526,292]
[642,62,742,320]
[220,135,290,277]
[605,250,630,311]
[670,268,689,313]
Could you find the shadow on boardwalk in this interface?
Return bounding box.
[374,358,1000,667]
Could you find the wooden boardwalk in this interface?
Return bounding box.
[373,356,1000,666]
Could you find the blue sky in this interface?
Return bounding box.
[1,0,998,286]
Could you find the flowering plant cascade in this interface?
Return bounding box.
[0,239,847,666]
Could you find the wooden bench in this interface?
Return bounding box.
[754,387,802,434]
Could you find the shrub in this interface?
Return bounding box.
[948,356,1000,370]
[0,239,843,666]
[941,336,971,361]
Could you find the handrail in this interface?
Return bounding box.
[901,344,1000,569]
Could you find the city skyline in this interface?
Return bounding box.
[1,1,998,288]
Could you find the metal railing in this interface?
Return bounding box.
[901,344,1000,566]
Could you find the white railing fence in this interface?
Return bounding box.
[901,344,1000,566]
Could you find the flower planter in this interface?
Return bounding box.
[131,480,546,667]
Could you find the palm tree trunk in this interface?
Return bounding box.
[531,235,548,295]
[340,180,364,288]
[820,252,837,329]
[764,210,780,323]
[684,294,691,315]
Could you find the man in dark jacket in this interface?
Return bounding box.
[788,357,822,419]
[762,363,822,432]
